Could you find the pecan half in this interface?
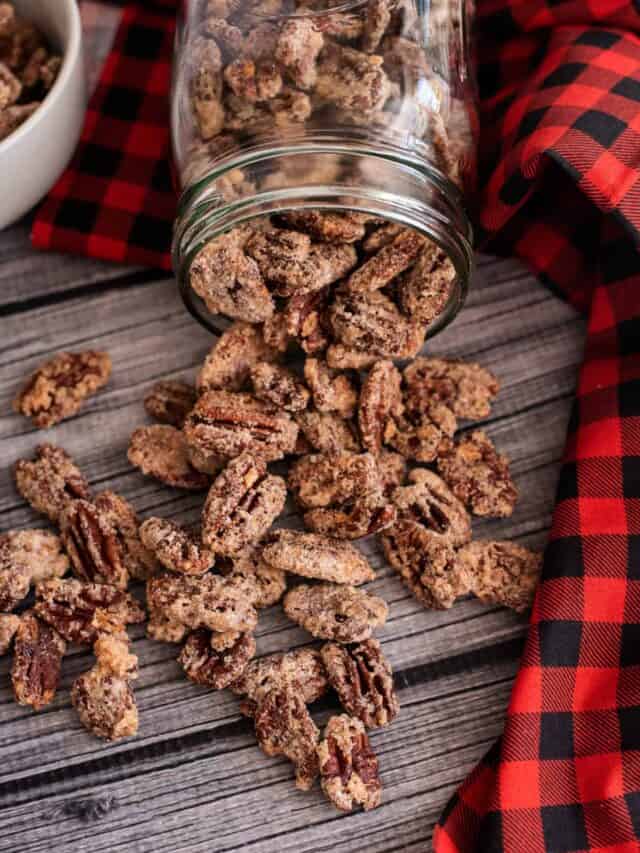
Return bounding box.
[261,530,375,585]
[11,612,66,710]
[197,321,282,393]
[250,362,310,412]
[59,499,129,589]
[95,491,160,581]
[345,228,424,294]
[139,517,214,576]
[315,43,391,114]
[179,628,256,688]
[35,578,145,644]
[329,290,425,363]
[388,396,456,463]
[436,430,518,517]
[202,453,286,555]
[283,287,331,353]
[388,468,471,547]
[218,547,287,609]
[184,390,299,462]
[143,380,197,428]
[0,528,69,587]
[303,358,358,419]
[13,351,111,428]
[14,444,90,522]
[283,583,388,643]
[321,639,399,729]
[358,360,403,454]
[230,647,328,713]
[403,357,499,420]
[279,211,370,243]
[317,714,382,811]
[361,222,406,253]
[254,683,320,790]
[457,541,542,613]
[397,241,456,325]
[0,613,20,655]
[71,634,139,741]
[381,525,467,609]
[128,425,210,491]
[146,572,258,634]
[295,410,361,454]
[288,452,396,539]
[190,228,274,323]
[275,18,323,89]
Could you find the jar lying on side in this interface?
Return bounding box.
[171,0,477,363]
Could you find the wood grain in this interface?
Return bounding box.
[0,219,585,852]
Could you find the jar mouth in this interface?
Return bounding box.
[251,0,368,20]
[173,143,474,343]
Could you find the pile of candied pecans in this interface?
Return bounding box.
[0,2,61,142]
[4,323,541,812]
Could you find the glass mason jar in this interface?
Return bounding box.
[171,0,477,363]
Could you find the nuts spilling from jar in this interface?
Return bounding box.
[0,2,61,141]
[7,323,540,811]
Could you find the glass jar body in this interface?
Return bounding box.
[171,0,477,349]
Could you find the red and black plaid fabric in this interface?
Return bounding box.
[31,2,640,850]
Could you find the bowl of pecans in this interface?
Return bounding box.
[0,0,84,230]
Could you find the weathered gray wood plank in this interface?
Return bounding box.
[0,222,586,852]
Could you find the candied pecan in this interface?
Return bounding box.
[146,572,258,634]
[59,499,129,589]
[295,409,361,453]
[315,43,391,114]
[262,530,375,585]
[397,241,456,325]
[303,358,358,419]
[2,17,42,70]
[13,350,111,428]
[403,357,499,420]
[147,615,189,644]
[19,44,46,88]
[243,22,280,59]
[184,390,298,462]
[128,425,210,490]
[190,229,274,323]
[283,583,388,643]
[254,683,320,790]
[283,287,331,353]
[315,11,363,40]
[223,58,282,102]
[210,629,242,651]
[275,18,323,89]
[143,380,197,428]
[179,628,255,689]
[0,101,38,141]
[230,647,328,712]
[329,290,425,362]
[346,229,424,294]
[361,222,406,253]
[71,634,138,741]
[437,430,518,517]
[250,362,310,412]
[202,452,286,555]
[0,60,20,108]
[388,393,456,463]
[0,528,69,586]
[326,344,380,371]
[321,639,399,729]
[358,360,403,454]
[204,16,244,57]
[34,578,145,644]
[219,548,287,609]
[0,557,29,611]
[246,229,357,297]
[187,445,226,475]
[385,469,471,546]
[317,714,382,811]
[14,444,90,522]
[279,211,370,244]
[95,491,159,581]
[458,541,542,613]
[139,517,214,576]
[11,612,66,710]
[190,39,224,139]
[288,451,396,539]
[362,0,393,51]
[0,613,19,655]
[382,525,467,609]
[197,322,281,393]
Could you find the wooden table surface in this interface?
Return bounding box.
[0,216,586,852]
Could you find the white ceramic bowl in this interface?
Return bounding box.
[0,0,85,230]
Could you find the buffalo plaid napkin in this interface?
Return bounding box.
[31,1,640,850]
